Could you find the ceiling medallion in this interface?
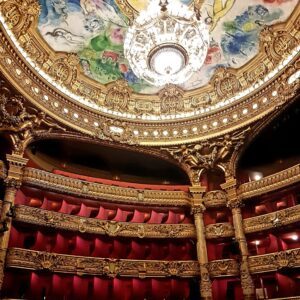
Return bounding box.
[124,0,209,86]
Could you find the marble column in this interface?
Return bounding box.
[221,178,255,300]
[190,186,212,300]
[0,154,28,290]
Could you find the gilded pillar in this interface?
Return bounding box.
[221,178,255,300]
[0,154,28,290]
[190,186,212,300]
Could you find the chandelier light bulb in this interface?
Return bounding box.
[124,0,209,86]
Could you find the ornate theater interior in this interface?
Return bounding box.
[0,0,299,299]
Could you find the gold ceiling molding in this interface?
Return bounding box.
[22,167,191,207]
[14,205,196,239]
[238,164,300,200]
[6,248,200,278]
[0,2,299,144]
[244,204,300,234]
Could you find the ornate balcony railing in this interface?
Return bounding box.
[244,205,300,234]
[238,164,300,200]
[6,248,199,278]
[22,168,190,207]
[14,205,196,239]
[249,248,300,274]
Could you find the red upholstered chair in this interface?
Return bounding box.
[132,278,150,299]
[72,276,90,300]
[128,240,146,260]
[93,277,111,300]
[52,233,70,254]
[131,209,146,223]
[164,210,177,224]
[95,206,108,220]
[151,279,171,300]
[148,210,166,224]
[77,203,93,217]
[92,237,113,257]
[72,235,93,256]
[112,278,133,300]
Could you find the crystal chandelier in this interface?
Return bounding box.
[124,0,209,87]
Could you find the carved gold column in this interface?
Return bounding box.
[0,154,28,290]
[190,186,212,300]
[221,178,255,300]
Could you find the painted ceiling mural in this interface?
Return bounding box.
[38,0,298,94]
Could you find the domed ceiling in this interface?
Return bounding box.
[38,0,296,94]
[0,0,299,145]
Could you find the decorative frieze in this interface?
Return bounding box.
[6,248,199,278]
[14,205,196,239]
[244,205,300,234]
[22,168,190,207]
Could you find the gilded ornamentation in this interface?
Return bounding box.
[0,90,66,154]
[97,120,137,145]
[212,68,241,99]
[0,4,298,144]
[208,259,239,277]
[238,164,300,200]
[6,248,200,278]
[205,223,234,239]
[45,54,79,86]
[260,27,298,63]
[159,84,185,114]
[249,248,300,274]
[244,205,300,234]
[14,205,196,239]
[0,0,40,38]
[22,167,190,207]
[162,128,250,183]
[240,258,255,298]
[203,190,227,207]
[105,80,132,112]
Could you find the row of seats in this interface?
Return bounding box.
[243,193,298,218]
[3,271,193,300]
[10,226,196,260]
[16,189,192,224]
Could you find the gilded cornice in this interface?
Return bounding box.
[207,259,239,278]
[14,205,196,239]
[6,248,199,278]
[205,223,234,240]
[0,2,299,145]
[244,204,300,234]
[238,164,300,200]
[22,168,191,207]
[249,248,300,274]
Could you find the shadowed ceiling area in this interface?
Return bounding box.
[27,139,190,185]
[238,96,300,181]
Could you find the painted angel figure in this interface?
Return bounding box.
[80,0,127,27]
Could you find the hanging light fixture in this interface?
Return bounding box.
[124,0,209,87]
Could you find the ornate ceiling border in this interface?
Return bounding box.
[0,1,299,145]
